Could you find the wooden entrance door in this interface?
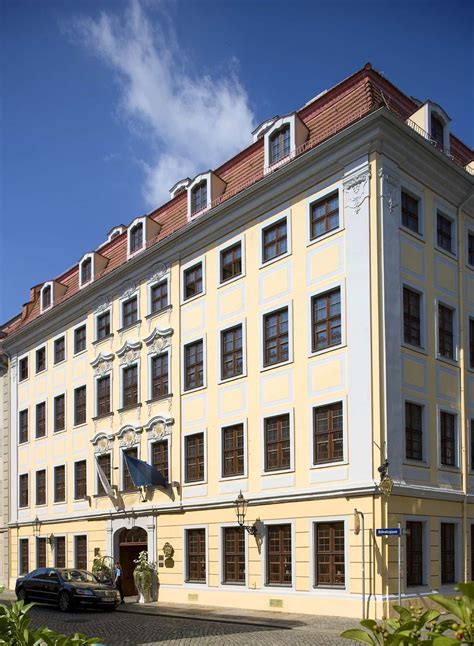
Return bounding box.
[118,527,148,597]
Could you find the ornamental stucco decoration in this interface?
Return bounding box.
[143,326,173,355]
[144,415,174,440]
[147,263,170,285]
[91,432,114,453]
[91,352,114,376]
[119,281,138,301]
[116,340,142,366]
[94,297,111,314]
[117,425,142,447]
[343,168,371,214]
[379,169,400,215]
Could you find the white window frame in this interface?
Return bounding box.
[404,516,430,589]
[306,182,344,246]
[261,519,295,590]
[259,210,292,268]
[120,441,141,491]
[310,396,348,469]
[94,450,113,497]
[310,516,349,591]
[53,391,67,435]
[260,300,294,372]
[18,538,30,575]
[403,397,430,466]
[40,282,54,313]
[94,307,113,343]
[73,459,87,501]
[35,344,47,374]
[401,282,427,352]
[52,462,67,505]
[147,347,171,401]
[18,352,29,383]
[187,173,211,219]
[181,254,206,304]
[52,331,67,366]
[219,522,248,588]
[399,180,425,240]
[437,405,460,471]
[54,535,67,568]
[218,319,247,384]
[428,104,450,153]
[148,434,171,482]
[466,223,474,269]
[217,233,246,287]
[261,408,295,476]
[35,400,47,440]
[435,297,458,363]
[264,115,297,171]
[307,280,346,358]
[73,384,87,428]
[119,360,140,409]
[434,200,457,258]
[182,335,207,394]
[94,370,113,418]
[18,407,29,445]
[35,467,48,508]
[219,418,248,481]
[18,472,30,510]
[79,253,94,288]
[127,217,146,258]
[438,518,461,588]
[73,533,88,570]
[147,274,170,317]
[119,290,140,330]
[182,427,208,486]
[72,320,87,356]
[183,525,209,586]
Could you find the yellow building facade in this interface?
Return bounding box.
[2,66,474,618]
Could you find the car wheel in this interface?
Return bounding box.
[58,591,72,612]
[17,587,28,602]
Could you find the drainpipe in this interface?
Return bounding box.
[457,188,474,581]
[354,509,366,619]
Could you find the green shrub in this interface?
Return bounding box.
[341,582,474,645]
[0,599,103,646]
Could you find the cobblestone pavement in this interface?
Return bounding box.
[27,604,354,645]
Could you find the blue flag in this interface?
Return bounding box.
[124,453,167,488]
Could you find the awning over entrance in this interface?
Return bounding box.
[124,453,167,488]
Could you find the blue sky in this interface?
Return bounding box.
[1,0,473,324]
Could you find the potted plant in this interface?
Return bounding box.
[132,550,155,604]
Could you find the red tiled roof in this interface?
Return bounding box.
[2,64,473,338]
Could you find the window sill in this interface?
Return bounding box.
[36,368,46,375]
[310,460,348,470]
[399,225,425,243]
[438,465,460,473]
[146,393,173,405]
[92,412,114,421]
[18,378,29,384]
[403,460,430,468]
[53,500,66,505]
[260,359,293,373]
[73,422,87,430]
[308,343,345,359]
[436,355,458,367]
[435,246,457,261]
[401,342,427,356]
[35,434,47,441]
[313,585,346,591]
[183,479,207,486]
[18,440,29,447]
[218,372,246,385]
[145,305,173,320]
[93,334,114,346]
[261,468,294,477]
[220,581,246,587]
[35,503,47,508]
[53,359,66,367]
[259,250,291,270]
[53,429,66,435]
[73,349,87,358]
[218,273,244,290]
[118,320,142,334]
[219,473,247,482]
[182,385,206,395]
[181,291,205,306]
[307,225,343,248]
[118,403,142,413]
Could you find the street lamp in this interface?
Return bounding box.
[233,491,258,536]
[32,516,41,537]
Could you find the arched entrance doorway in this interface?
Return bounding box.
[118,527,147,597]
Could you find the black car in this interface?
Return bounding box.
[15,567,120,612]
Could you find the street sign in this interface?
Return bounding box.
[376,528,401,537]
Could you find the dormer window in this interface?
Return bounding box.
[270,125,290,164]
[130,223,143,253]
[41,284,52,311]
[191,181,207,215]
[431,113,444,149]
[81,258,92,285]
[39,280,67,313]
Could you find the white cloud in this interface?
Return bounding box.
[70,0,255,207]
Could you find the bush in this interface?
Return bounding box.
[341,582,474,645]
[0,599,103,646]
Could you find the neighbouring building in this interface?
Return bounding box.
[1,63,473,618]
[0,344,9,588]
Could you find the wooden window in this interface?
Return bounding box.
[470,318,474,369]
[405,402,423,461]
[185,432,204,483]
[264,414,290,472]
[186,528,206,582]
[469,232,474,266]
[184,263,203,299]
[222,423,244,477]
[151,353,169,399]
[122,365,138,407]
[122,447,138,491]
[97,375,111,416]
[19,473,28,508]
[266,524,292,585]
[263,307,288,366]
[19,539,29,574]
[269,125,290,164]
[74,460,87,500]
[42,285,51,309]
[75,535,87,570]
[440,411,456,467]
[310,192,339,239]
[223,527,245,584]
[36,402,46,438]
[406,520,423,586]
[191,181,207,215]
[438,304,454,359]
[262,218,287,262]
[54,394,65,432]
[431,113,444,149]
[54,336,65,364]
[96,453,111,496]
[130,223,143,253]
[403,287,421,346]
[74,325,86,354]
[184,340,203,390]
[437,213,453,253]
[312,288,341,352]
[221,325,243,379]
[54,465,65,502]
[151,280,168,313]
[37,538,47,568]
[96,311,111,340]
[313,402,343,464]
[36,347,46,373]
[315,522,345,587]
[74,386,86,426]
[81,257,92,284]
[19,410,28,444]
[401,191,420,233]
[220,242,242,282]
[151,440,169,482]
[19,356,28,381]
[441,523,456,584]
[122,296,138,327]
[36,469,46,506]
[55,536,66,568]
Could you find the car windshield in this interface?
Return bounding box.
[61,569,99,583]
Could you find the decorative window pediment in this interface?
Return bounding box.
[252,116,279,142]
[91,352,114,376]
[144,327,173,355]
[144,415,174,440]
[169,178,191,199]
[91,432,115,453]
[116,340,142,366]
[117,424,142,447]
